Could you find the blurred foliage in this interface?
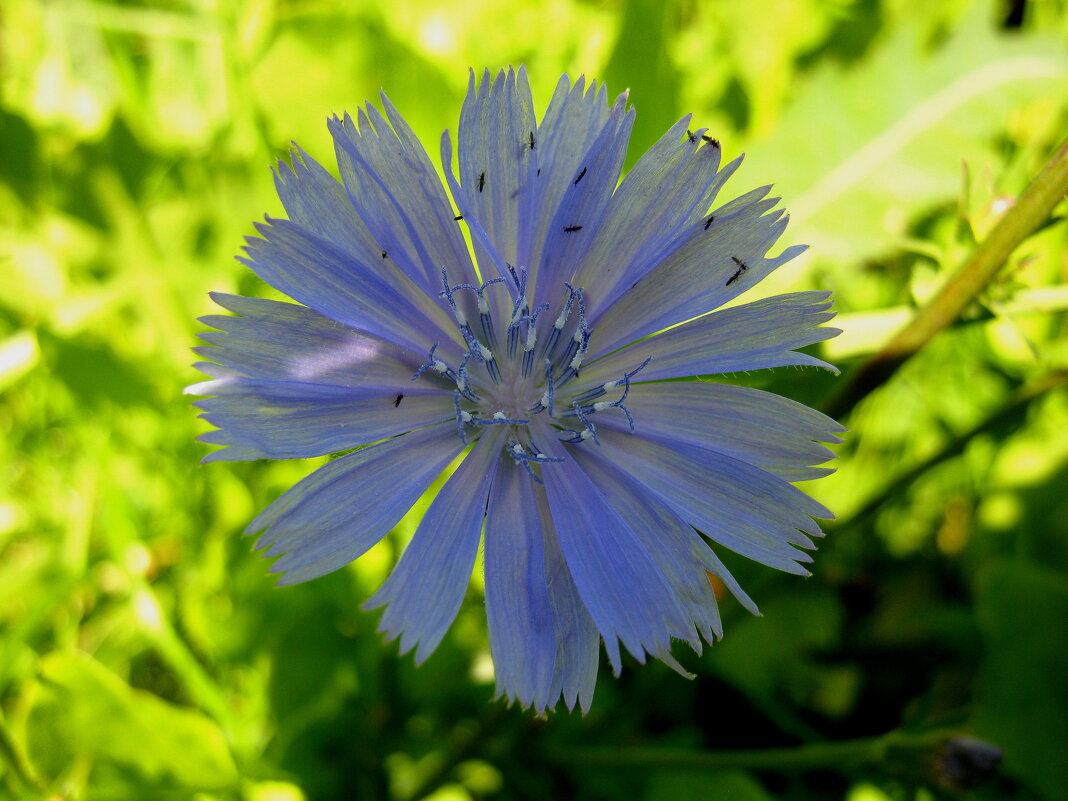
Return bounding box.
[1,0,1067,799]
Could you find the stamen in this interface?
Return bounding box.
[411,343,454,384]
[592,373,636,431]
[448,276,506,348]
[553,284,587,370]
[506,265,529,359]
[519,302,550,377]
[572,401,599,445]
[604,357,652,390]
[509,441,565,485]
[542,282,579,357]
[541,358,555,416]
[439,268,467,327]
[456,350,481,401]
[474,411,531,426]
[453,392,474,444]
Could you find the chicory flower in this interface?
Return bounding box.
[189,67,843,713]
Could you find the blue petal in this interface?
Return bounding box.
[523,75,622,292]
[596,427,831,575]
[571,448,732,648]
[540,440,696,674]
[193,293,433,389]
[581,291,840,386]
[190,377,452,461]
[239,218,464,358]
[273,145,385,267]
[591,191,810,354]
[540,491,602,713]
[527,90,634,307]
[328,97,478,296]
[600,382,844,482]
[364,426,506,664]
[484,455,600,713]
[454,68,537,271]
[247,424,465,586]
[569,119,737,311]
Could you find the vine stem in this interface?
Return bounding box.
[823,138,1068,420]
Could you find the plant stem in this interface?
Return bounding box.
[823,139,1068,420]
[553,728,949,774]
[836,370,1068,529]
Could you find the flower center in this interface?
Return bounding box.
[411,267,650,482]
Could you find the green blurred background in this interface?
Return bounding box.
[1,0,1067,799]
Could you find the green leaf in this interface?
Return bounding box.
[22,651,238,792]
[742,0,1068,264]
[972,561,1068,801]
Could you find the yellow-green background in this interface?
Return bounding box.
[1,0,1066,799]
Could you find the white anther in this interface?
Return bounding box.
[573,329,583,343]
[570,353,585,370]
[478,297,490,314]
[432,360,448,373]
[525,327,537,351]
[478,344,493,360]
[592,401,612,412]
[493,410,508,421]
[554,314,567,329]
[540,391,550,407]
[580,429,594,441]
[457,374,467,391]
[603,380,619,391]
[453,308,468,326]
[460,411,473,423]
[511,443,525,455]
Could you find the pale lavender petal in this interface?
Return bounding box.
[569,126,739,313]
[528,92,634,305]
[540,441,696,673]
[595,427,832,575]
[484,455,600,713]
[454,68,538,270]
[191,378,452,461]
[328,97,477,295]
[247,425,464,586]
[599,382,844,482]
[591,192,810,354]
[194,293,433,389]
[581,291,839,386]
[571,448,730,646]
[239,218,464,357]
[365,426,506,663]
[273,145,383,266]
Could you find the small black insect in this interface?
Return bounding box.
[563,225,583,233]
[528,131,536,149]
[478,171,486,192]
[686,129,697,143]
[537,168,541,176]
[381,251,388,259]
[704,215,715,230]
[393,393,404,408]
[702,134,720,148]
[453,214,463,221]
[726,255,748,286]
[574,167,587,185]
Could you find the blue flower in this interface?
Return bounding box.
[188,67,843,713]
